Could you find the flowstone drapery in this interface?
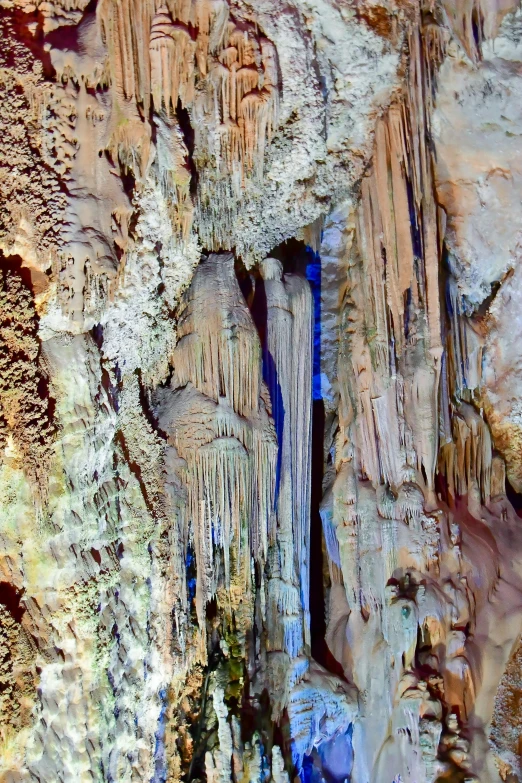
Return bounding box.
[2,0,522,781]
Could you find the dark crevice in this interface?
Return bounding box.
[245,259,284,499]
[305,245,346,678]
[120,167,137,227]
[185,545,197,618]
[474,270,512,319]
[91,323,104,350]
[246,264,268,349]
[310,399,327,662]
[235,256,255,309]
[91,324,120,413]
[135,369,168,440]
[90,548,102,566]
[505,477,522,519]
[471,7,484,55]
[186,645,222,783]
[0,7,54,78]
[266,237,311,276]
[0,582,25,624]
[176,98,198,198]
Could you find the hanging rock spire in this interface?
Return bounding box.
[260,256,313,656]
[156,252,277,646]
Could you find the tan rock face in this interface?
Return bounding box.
[2,0,522,781]
[433,11,522,495]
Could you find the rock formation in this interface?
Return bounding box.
[2,0,522,780]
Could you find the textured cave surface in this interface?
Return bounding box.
[2,0,522,781]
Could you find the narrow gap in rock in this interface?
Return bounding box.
[305,243,345,675]
[135,368,168,440]
[91,324,120,412]
[185,544,197,616]
[291,234,329,665]
[0,582,24,623]
[239,256,284,503]
[187,637,222,783]
[505,478,522,519]
[471,7,483,52]
[176,98,198,197]
[310,396,327,663]
[235,256,255,309]
[120,166,137,228]
[0,251,37,293]
[474,277,503,318]
[265,237,310,275]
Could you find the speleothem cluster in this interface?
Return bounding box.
[1,0,522,781]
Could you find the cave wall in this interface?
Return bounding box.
[1,0,522,781]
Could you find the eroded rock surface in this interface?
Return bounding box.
[1,0,522,781]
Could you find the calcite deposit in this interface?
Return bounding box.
[2,0,522,780]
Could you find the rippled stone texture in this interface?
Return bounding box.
[1,0,522,781]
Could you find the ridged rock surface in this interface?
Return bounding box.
[1,0,522,781]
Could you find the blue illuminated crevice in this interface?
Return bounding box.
[263,347,285,508]
[186,545,197,604]
[297,725,353,783]
[305,247,322,402]
[152,687,168,783]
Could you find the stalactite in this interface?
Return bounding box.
[261,257,313,655]
[320,17,506,783]
[156,253,277,651]
[439,0,518,61]
[438,401,493,504]
[351,23,445,500]
[4,0,522,781]
[98,0,278,181]
[154,112,194,240]
[173,253,261,416]
[286,661,357,768]
[150,7,197,113]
